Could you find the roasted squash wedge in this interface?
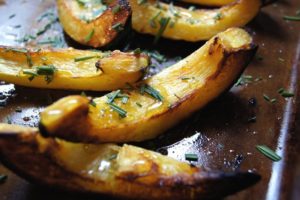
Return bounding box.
[0,46,149,91]
[130,0,261,42]
[0,123,260,199]
[57,0,131,47]
[39,28,257,143]
[182,0,234,6]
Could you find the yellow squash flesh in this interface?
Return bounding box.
[39,28,257,143]
[130,0,261,41]
[0,123,260,199]
[57,0,131,47]
[0,46,149,91]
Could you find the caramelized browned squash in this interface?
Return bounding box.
[0,123,260,199]
[39,28,257,143]
[0,46,149,91]
[57,0,131,47]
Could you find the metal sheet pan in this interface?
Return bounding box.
[0,0,300,199]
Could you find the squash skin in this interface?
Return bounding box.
[130,0,261,42]
[0,123,260,199]
[181,0,235,6]
[0,46,149,91]
[57,0,131,48]
[39,28,257,143]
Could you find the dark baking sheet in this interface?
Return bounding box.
[0,0,300,199]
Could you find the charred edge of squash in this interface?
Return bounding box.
[39,99,89,138]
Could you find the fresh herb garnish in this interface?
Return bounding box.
[112,5,121,14]
[137,0,147,5]
[278,88,294,98]
[90,99,97,107]
[133,48,141,55]
[263,94,276,103]
[85,29,95,43]
[9,14,16,19]
[154,17,170,44]
[36,65,56,76]
[23,70,38,81]
[256,145,281,162]
[140,84,163,101]
[149,11,161,28]
[185,153,198,161]
[283,15,300,21]
[136,102,142,107]
[235,75,253,86]
[112,22,124,32]
[108,102,127,118]
[0,174,7,184]
[169,2,180,18]
[107,90,121,103]
[74,55,99,62]
[26,52,33,67]
[214,12,222,21]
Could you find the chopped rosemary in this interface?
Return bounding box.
[9,14,16,19]
[26,52,33,67]
[90,99,97,107]
[136,102,142,107]
[256,145,281,162]
[235,75,253,86]
[283,15,300,21]
[133,48,141,55]
[108,102,127,118]
[278,88,294,98]
[121,96,129,104]
[74,55,99,62]
[140,84,163,101]
[112,5,121,14]
[214,12,222,21]
[112,22,124,32]
[263,94,276,103]
[137,0,147,5]
[23,70,38,81]
[85,29,95,43]
[107,90,121,103]
[154,17,170,44]
[0,174,7,184]
[36,65,56,76]
[185,153,198,161]
[149,11,161,28]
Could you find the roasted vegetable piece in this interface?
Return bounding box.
[0,46,149,91]
[57,0,131,47]
[182,0,234,6]
[39,28,257,143]
[130,0,261,42]
[0,123,260,199]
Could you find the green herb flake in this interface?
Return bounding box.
[235,75,253,86]
[0,174,7,184]
[85,29,95,43]
[149,11,161,28]
[108,102,127,118]
[112,22,124,32]
[263,94,276,103]
[136,102,142,107]
[36,65,56,76]
[90,99,97,107]
[74,55,99,62]
[112,5,121,14]
[107,90,121,103]
[283,15,300,21]
[185,153,198,161]
[140,84,163,101]
[278,88,294,98]
[23,70,38,81]
[256,145,281,162]
[9,14,16,19]
[137,0,147,5]
[214,12,222,21]
[154,17,170,44]
[133,48,141,55]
